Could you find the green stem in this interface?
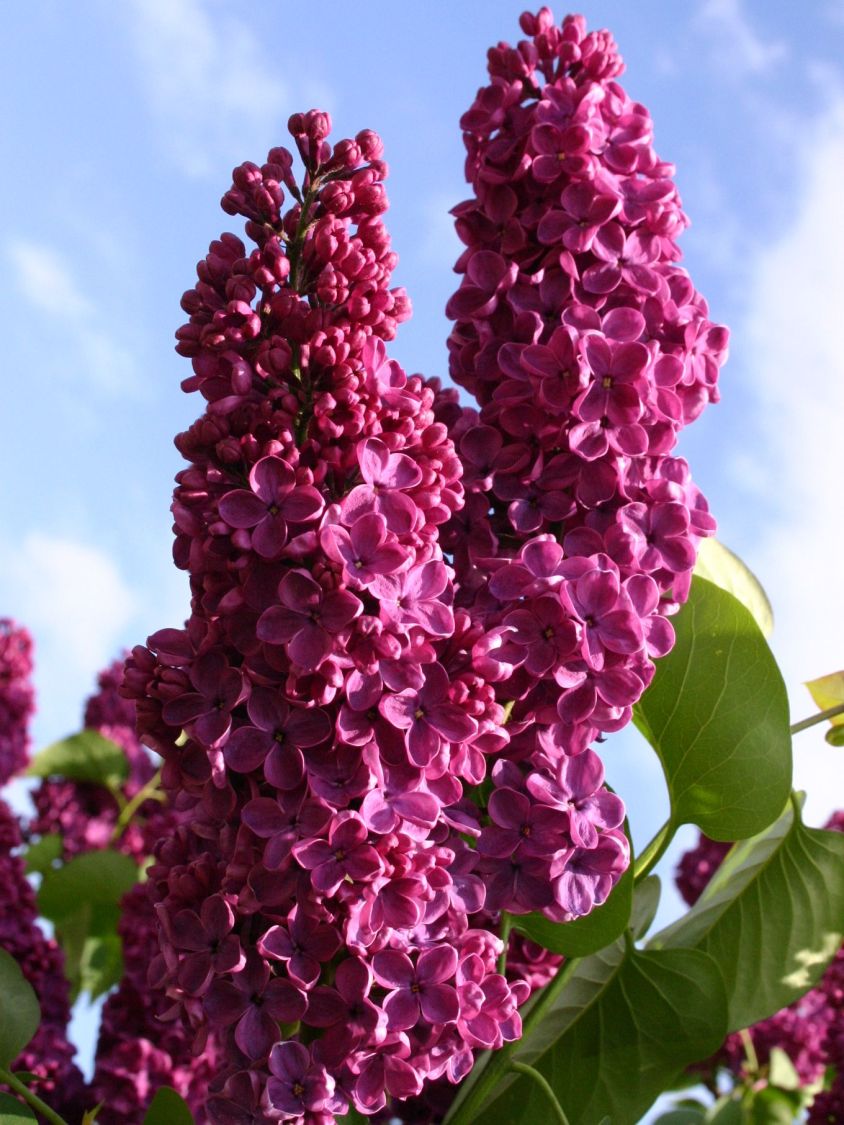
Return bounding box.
[498,913,512,976]
[738,1027,759,1076]
[444,956,581,1125]
[109,769,163,844]
[510,1061,571,1124]
[0,1067,70,1125]
[633,818,674,883]
[790,702,844,735]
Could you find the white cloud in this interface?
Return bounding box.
[7,239,137,396]
[124,0,295,177]
[695,0,788,77]
[0,533,136,743]
[731,94,844,825]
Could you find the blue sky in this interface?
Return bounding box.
[3,0,844,1104]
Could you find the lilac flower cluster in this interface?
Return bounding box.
[0,619,35,785]
[91,883,220,1125]
[123,112,529,1121]
[0,801,87,1116]
[435,8,725,920]
[29,659,161,862]
[676,816,844,1115]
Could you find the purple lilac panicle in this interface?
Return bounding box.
[123,110,530,1122]
[0,619,35,785]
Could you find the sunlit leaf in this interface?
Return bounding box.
[694,538,773,637]
[650,800,844,1031]
[38,850,138,922]
[805,670,844,746]
[634,577,791,840]
[0,951,40,1067]
[22,835,62,875]
[27,730,128,789]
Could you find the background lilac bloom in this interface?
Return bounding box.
[379,662,478,766]
[372,947,459,1032]
[257,569,361,670]
[218,455,324,559]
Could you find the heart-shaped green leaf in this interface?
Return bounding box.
[650,799,844,1031]
[634,577,791,840]
[461,941,727,1125]
[27,730,129,789]
[693,538,773,637]
[0,951,40,1067]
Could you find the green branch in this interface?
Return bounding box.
[790,702,844,735]
[633,818,675,883]
[110,769,163,844]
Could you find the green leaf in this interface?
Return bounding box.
[0,951,40,1067]
[631,875,661,939]
[22,834,62,875]
[27,730,129,788]
[633,576,791,840]
[38,850,138,922]
[344,1109,369,1125]
[804,671,844,744]
[38,851,137,1000]
[470,941,727,1125]
[511,852,633,957]
[652,1111,707,1125]
[767,1046,800,1091]
[651,800,844,1031]
[748,1086,804,1124]
[142,1086,194,1124]
[704,1097,743,1124]
[694,538,773,637]
[0,1093,38,1123]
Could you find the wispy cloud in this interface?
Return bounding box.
[728,94,844,823]
[695,0,788,77]
[0,533,137,744]
[124,0,305,177]
[7,239,136,396]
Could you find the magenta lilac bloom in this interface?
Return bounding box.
[121,10,727,1120]
[0,618,35,784]
[0,800,87,1118]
